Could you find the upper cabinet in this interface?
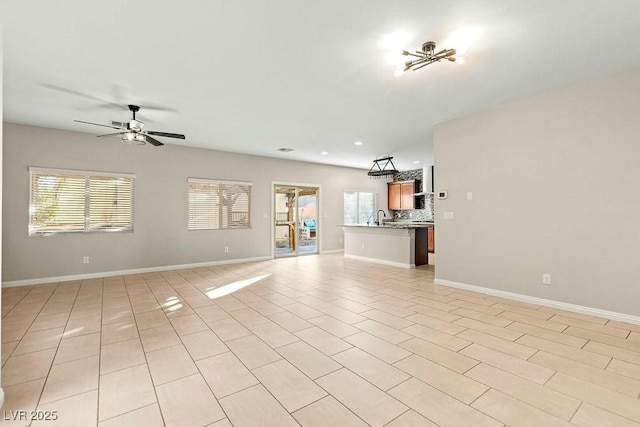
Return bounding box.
[388,182,401,210]
[388,180,415,210]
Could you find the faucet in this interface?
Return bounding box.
[376,209,386,226]
[366,215,374,226]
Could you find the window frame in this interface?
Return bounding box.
[188,177,253,231]
[343,190,378,225]
[28,167,135,236]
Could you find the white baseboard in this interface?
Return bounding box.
[434,278,640,326]
[2,256,273,288]
[320,249,344,254]
[344,254,415,269]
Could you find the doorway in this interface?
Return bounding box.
[274,185,319,257]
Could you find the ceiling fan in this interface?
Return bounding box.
[74,104,185,146]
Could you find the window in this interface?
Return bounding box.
[188,178,252,230]
[29,167,134,235]
[344,191,377,224]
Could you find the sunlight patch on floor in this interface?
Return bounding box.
[206,274,271,299]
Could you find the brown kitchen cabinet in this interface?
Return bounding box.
[427,226,435,253]
[387,180,415,210]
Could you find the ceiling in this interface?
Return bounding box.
[2,1,640,172]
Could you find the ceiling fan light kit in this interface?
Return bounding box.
[121,132,146,145]
[74,104,185,147]
[402,40,458,72]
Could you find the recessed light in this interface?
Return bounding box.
[354,141,363,146]
[321,151,328,155]
[413,160,420,164]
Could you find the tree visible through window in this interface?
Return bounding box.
[188,178,252,230]
[344,191,377,224]
[29,168,134,235]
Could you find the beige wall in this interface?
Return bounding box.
[2,123,387,282]
[434,67,640,316]
[1,28,5,402]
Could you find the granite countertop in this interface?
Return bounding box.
[340,222,434,229]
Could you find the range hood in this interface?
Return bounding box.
[414,166,434,195]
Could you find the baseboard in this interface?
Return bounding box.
[434,278,640,326]
[344,254,415,269]
[2,256,273,288]
[320,249,344,254]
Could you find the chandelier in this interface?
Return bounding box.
[402,41,460,72]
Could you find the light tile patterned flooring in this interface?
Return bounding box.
[2,254,640,426]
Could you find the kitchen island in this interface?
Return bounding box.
[341,223,433,268]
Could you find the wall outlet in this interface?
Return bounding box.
[467,192,473,200]
[224,247,229,253]
[339,238,343,243]
[542,273,551,285]
[83,256,90,264]
[443,211,454,220]
[361,243,365,250]
[262,212,268,219]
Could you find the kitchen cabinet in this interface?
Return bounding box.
[427,226,435,253]
[388,180,415,210]
[388,182,401,210]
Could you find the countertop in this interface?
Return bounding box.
[340,222,434,229]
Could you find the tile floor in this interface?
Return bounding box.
[2,254,640,426]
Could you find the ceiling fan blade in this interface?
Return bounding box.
[145,135,164,147]
[147,131,186,139]
[96,132,124,138]
[136,105,177,113]
[42,83,123,110]
[74,120,125,130]
[110,85,178,112]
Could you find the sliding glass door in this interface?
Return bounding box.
[274,185,319,257]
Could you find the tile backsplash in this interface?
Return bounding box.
[392,168,434,221]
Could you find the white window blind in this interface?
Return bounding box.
[188,178,252,230]
[29,168,134,235]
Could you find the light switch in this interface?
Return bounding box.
[262,213,268,219]
[443,212,454,220]
[467,192,473,200]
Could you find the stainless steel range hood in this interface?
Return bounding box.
[414,166,434,195]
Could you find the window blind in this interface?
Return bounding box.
[188,178,252,230]
[29,168,134,235]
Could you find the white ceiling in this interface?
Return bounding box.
[2,1,640,171]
